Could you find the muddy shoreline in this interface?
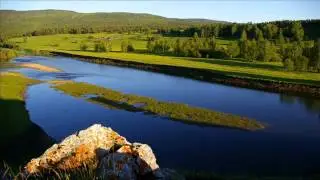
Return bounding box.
[50,51,320,98]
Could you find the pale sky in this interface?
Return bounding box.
[0,0,319,23]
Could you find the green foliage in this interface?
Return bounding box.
[80,42,88,51]
[240,30,247,41]
[225,42,240,58]
[127,43,135,52]
[0,41,19,49]
[290,21,304,41]
[94,41,111,52]
[147,38,171,54]
[121,40,135,52]
[283,58,295,71]
[280,42,315,71]
[121,40,128,52]
[257,40,281,62]
[277,29,285,44]
[294,55,309,71]
[256,29,264,41]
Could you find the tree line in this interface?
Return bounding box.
[1,20,317,42]
[146,31,320,72]
[159,20,319,41]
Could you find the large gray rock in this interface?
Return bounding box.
[24,124,184,180]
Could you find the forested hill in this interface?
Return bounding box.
[0,10,225,37]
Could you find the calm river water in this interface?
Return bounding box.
[4,56,320,176]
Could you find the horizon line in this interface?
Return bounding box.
[1,8,319,24]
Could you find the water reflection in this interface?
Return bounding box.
[0,98,54,169]
[280,94,320,118]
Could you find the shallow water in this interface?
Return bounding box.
[4,56,320,176]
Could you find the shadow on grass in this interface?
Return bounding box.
[0,99,55,171]
[178,57,285,71]
[89,97,250,131]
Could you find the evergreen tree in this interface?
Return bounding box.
[290,21,304,41]
[173,39,182,56]
[231,24,237,36]
[247,40,258,61]
[121,40,128,52]
[278,29,285,44]
[225,42,240,58]
[257,29,264,41]
[240,30,247,41]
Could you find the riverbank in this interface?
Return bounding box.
[50,50,320,97]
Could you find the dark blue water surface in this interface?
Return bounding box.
[10,56,320,176]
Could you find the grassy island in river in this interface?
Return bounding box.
[51,80,265,130]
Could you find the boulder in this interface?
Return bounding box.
[24,124,184,180]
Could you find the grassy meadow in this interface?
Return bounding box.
[10,33,320,86]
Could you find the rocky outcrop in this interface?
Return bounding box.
[24,124,183,180]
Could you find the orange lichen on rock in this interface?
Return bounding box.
[56,144,96,170]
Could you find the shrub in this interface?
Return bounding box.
[0,48,17,62]
[294,55,309,71]
[127,43,135,52]
[283,58,295,71]
[80,43,89,51]
[0,41,19,49]
[94,41,111,52]
[225,42,240,58]
[121,41,135,52]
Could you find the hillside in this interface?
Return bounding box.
[0,10,224,37]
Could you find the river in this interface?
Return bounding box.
[3,56,320,176]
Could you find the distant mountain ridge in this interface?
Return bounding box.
[0,9,226,37]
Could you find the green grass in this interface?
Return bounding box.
[11,33,148,52]
[0,72,40,142]
[10,33,320,86]
[51,81,265,131]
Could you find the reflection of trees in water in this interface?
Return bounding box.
[279,94,320,119]
[279,94,296,105]
[0,98,55,170]
[0,123,55,170]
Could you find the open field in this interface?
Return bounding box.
[10,33,233,52]
[51,80,265,130]
[9,33,320,87]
